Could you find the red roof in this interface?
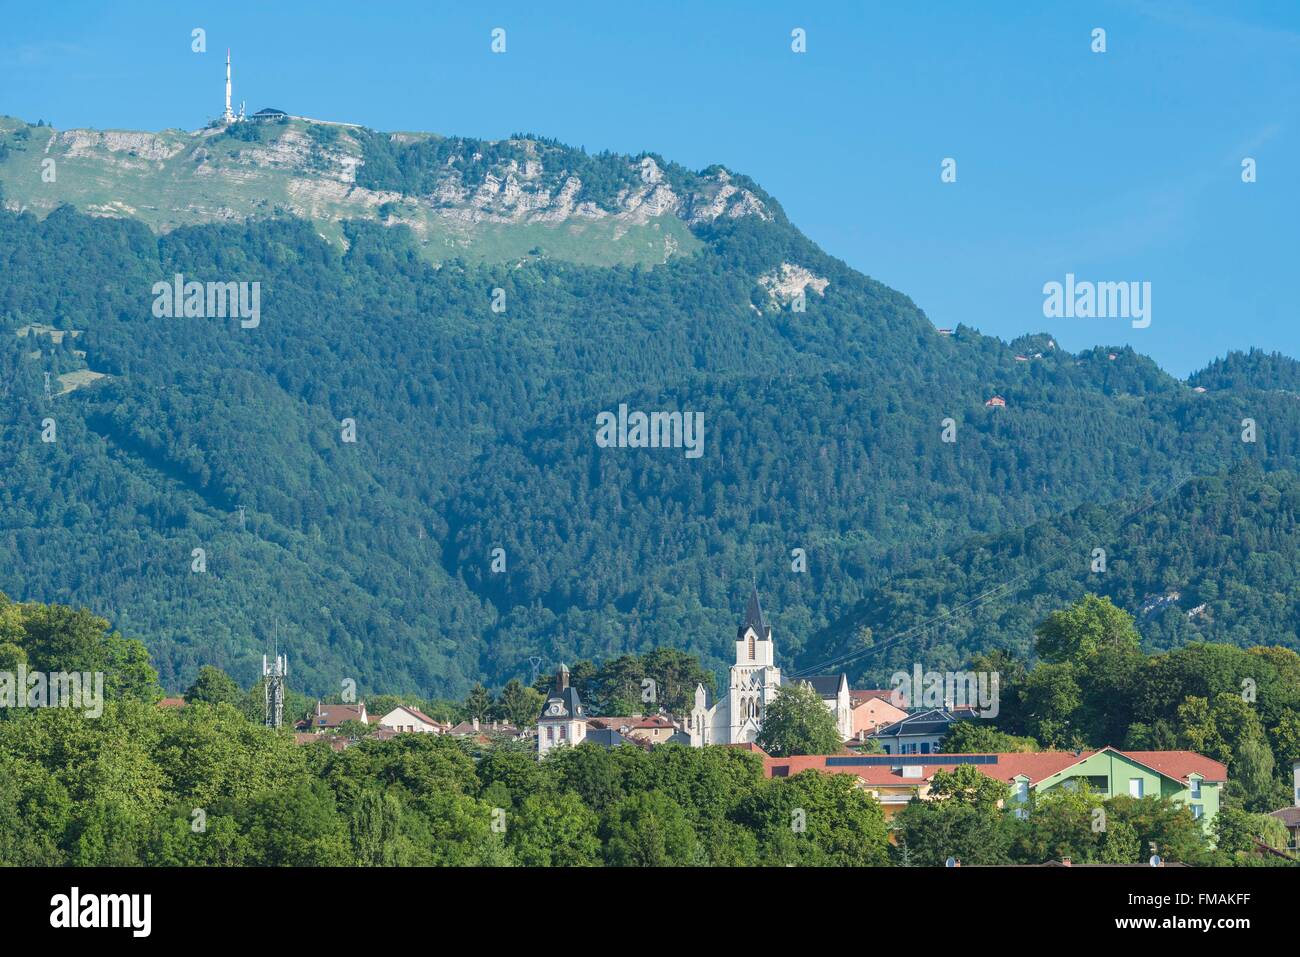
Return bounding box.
[314,703,366,727]
[850,689,896,707]
[724,742,770,756]
[403,706,439,726]
[1118,750,1227,784]
[157,697,186,709]
[381,705,439,726]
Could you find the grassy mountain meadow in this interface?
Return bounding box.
[2,113,1299,697]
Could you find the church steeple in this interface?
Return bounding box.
[740,584,771,641]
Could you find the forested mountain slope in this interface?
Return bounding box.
[802,465,1300,685]
[1,120,1298,696]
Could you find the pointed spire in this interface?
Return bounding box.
[740,585,771,640]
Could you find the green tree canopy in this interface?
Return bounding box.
[756,681,843,757]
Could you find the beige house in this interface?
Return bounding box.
[589,714,678,745]
[374,705,442,734]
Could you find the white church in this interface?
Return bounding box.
[687,587,853,746]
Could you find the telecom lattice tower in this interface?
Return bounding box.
[263,652,288,729]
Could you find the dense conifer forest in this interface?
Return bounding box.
[4,191,1300,697]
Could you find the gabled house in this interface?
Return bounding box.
[307,701,367,731]
[589,714,679,745]
[849,690,908,739]
[375,705,442,734]
[868,706,978,755]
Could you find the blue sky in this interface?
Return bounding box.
[3,0,1297,377]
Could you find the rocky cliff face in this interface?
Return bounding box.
[0,115,771,266]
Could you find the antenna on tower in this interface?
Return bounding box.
[223,48,235,124]
[263,626,288,729]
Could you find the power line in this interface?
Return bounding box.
[788,469,1198,680]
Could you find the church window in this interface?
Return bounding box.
[748,634,756,660]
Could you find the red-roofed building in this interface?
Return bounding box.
[157,697,186,709]
[589,714,679,745]
[375,705,442,734]
[306,701,367,731]
[849,690,907,739]
[293,731,350,752]
[724,742,770,756]
[763,747,1226,830]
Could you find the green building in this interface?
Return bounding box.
[1008,747,1224,832]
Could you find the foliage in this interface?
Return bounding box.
[756,681,844,757]
[8,197,1300,702]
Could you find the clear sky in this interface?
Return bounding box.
[3,0,1297,377]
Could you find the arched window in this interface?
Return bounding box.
[748,633,756,660]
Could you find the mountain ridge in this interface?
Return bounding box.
[0,114,775,268]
